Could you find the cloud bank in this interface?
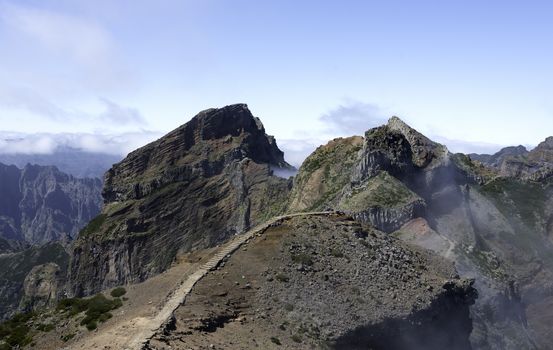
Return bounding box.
[0,131,163,156]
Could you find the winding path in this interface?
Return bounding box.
[74,211,334,350]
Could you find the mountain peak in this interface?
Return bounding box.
[387,115,409,128]
[384,115,447,168]
[103,104,290,203]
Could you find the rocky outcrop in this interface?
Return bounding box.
[387,116,448,168]
[0,162,103,244]
[68,104,293,296]
[288,119,436,233]
[19,262,63,313]
[148,214,476,349]
[0,243,69,321]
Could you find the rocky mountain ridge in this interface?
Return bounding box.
[69,104,293,296]
[288,116,553,349]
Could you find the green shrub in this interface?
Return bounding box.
[59,293,123,331]
[0,312,36,348]
[57,297,89,316]
[291,334,302,343]
[98,313,112,323]
[110,287,127,298]
[6,325,32,347]
[85,321,97,331]
[284,303,294,312]
[270,337,282,345]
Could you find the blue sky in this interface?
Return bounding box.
[1,0,552,165]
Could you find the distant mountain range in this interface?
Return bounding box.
[0,148,122,179]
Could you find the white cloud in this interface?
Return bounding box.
[98,98,145,125]
[0,131,162,156]
[0,86,146,126]
[319,101,387,136]
[1,2,114,67]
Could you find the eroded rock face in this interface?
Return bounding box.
[288,118,440,233]
[0,163,103,244]
[148,214,476,350]
[68,104,293,296]
[19,262,63,313]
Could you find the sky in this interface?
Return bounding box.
[1,0,553,166]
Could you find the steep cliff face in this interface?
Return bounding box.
[0,163,103,244]
[68,104,292,296]
[148,214,476,350]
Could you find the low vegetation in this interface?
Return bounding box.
[110,287,127,298]
[57,293,123,331]
[0,312,35,349]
